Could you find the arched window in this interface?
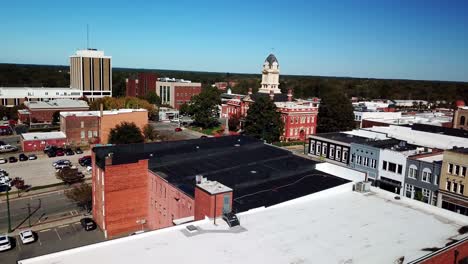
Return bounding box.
[408,164,418,179]
[422,168,432,183]
[461,116,466,126]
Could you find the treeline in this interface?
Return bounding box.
[1,63,467,103]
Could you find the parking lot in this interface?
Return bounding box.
[0,151,91,188]
[2,222,105,263]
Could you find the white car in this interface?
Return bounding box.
[0,176,11,187]
[19,230,35,244]
[0,158,7,164]
[0,235,11,251]
[86,166,92,172]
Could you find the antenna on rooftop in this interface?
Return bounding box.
[86,24,90,49]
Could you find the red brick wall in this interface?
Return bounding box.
[194,187,232,220]
[419,239,468,264]
[126,79,138,97]
[361,119,390,128]
[283,113,318,140]
[174,85,201,109]
[93,159,150,238]
[24,108,89,123]
[138,73,157,97]
[147,171,194,230]
[22,138,67,152]
[62,115,99,145]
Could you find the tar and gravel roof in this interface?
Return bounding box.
[18,185,468,264]
[93,135,349,212]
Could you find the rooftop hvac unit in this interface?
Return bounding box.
[355,181,371,193]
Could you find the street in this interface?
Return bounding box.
[0,190,84,233]
[150,121,207,141]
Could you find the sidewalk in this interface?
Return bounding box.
[10,214,87,236]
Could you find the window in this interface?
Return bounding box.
[371,159,376,168]
[422,189,430,203]
[405,184,414,198]
[363,157,369,166]
[408,167,418,179]
[461,116,466,126]
[93,131,98,137]
[310,141,315,153]
[460,184,465,194]
[316,144,321,155]
[397,164,403,175]
[88,131,92,138]
[383,161,388,170]
[81,121,84,128]
[322,145,327,156]
[343,151,348,161]
[388,162,397,173]
[80,131,85,139]
[422,169,432,183]
[336,149,341,160]
[448,163,453,174]
[329,146,335,158]
[453,182,458,193]
[446,181,451,191]
[455,165,460,176]
[462,167,467,177]
[290,118,293,124]
[357,155,362,165]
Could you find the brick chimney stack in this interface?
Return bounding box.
[287,89,293,102]
[269,90,274,100]
[248,88,252,95]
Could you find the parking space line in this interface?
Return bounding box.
[38,238,42,246]
[55,229,62,240]
[58,224,69,228]
[17,239,22,250]
[39,229,51,233]
[71,223,77,231]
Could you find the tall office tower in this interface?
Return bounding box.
[70,49,112,99]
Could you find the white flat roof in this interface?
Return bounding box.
[25,99,88,109]
[60,109,148,118]
[18,184,468,264]
[21,132,66,141]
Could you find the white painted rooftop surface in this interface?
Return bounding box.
[21,132,66,141]
[60,108,148,118]
[365,125,468,149]
[315,162,366,182]
[71,49,110,58]
[25,99,88,109]
[343,129,390,140]
[18,184,468,264]
[364,113,452,127]
[415,154,444,163]
[0,87,82,99]
[196,180,232,194]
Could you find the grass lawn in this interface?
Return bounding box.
[188,125,223,135]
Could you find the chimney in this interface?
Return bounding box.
[248,88,252,95]
[287,89,293,102]
[269,90,274,100]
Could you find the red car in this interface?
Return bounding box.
[56,149,65,156]
[174,127,182,132]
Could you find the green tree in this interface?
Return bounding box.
[179,103,190,116]
[143,124,156,141]
[244,96,284,143]
[189,86,221,128]
[108,121,144,144]
[145,91,161,106]
[65,183,92,211]
[317,90,355,133]
[52,111,60,126]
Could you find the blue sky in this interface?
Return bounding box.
[1,0,468,82]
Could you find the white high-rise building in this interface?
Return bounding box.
[258,54,281,94]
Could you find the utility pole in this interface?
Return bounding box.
[27,203,31,227]
[6,188,12,233]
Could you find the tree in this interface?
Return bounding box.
[188,86,221,128]
[143,124,156,141]
[179,103,190,116]
[317,90,355,133]
[108,121,144,144]
[244,96,284,143]
[228,115,240,131]
[65,183,92,212]
[145,91,161,106]
[52,111,60,126]
[56,167,85,184]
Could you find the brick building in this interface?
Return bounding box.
[92,135,348,238]
[125,73,157,97]
[156,78,202,110]
[21,132,67,152]
[220,54,320,141]
[60,109,148,145]
[18,99,89,124]
[454,106,468,130]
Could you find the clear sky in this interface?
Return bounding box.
[1,0,467,82]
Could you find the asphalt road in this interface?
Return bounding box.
[0,151,91,187]
[151,121,207,141]
[0,190,84,233]
[2,222,104,264]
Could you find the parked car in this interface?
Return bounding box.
[86,166,92,172]
[75,147,83,154]
[0,158,7,164]
[19,153,28,161]
[175,127,183,132]
[0,235,11,252]
[200,135,208,139]
[19,230,35,244]
[80,218,96,231]
[222,212,240,227]
[53,160,71,169]
[56,149,65,156]
[28,154,37,160]
[0,141,6,146]
[0,176,11,187]
[47,151,56,158]
[79,156,91,166]
[43,145,56,153]
[8,156,17,163]
[65,148,74,156]
[0,169,8,176]
[0,145,18,153]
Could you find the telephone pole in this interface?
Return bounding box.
[6,188,12,233]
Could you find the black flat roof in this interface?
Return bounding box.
[311,132,373,144]
[93,135,349,213]
[450,147,468,154]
